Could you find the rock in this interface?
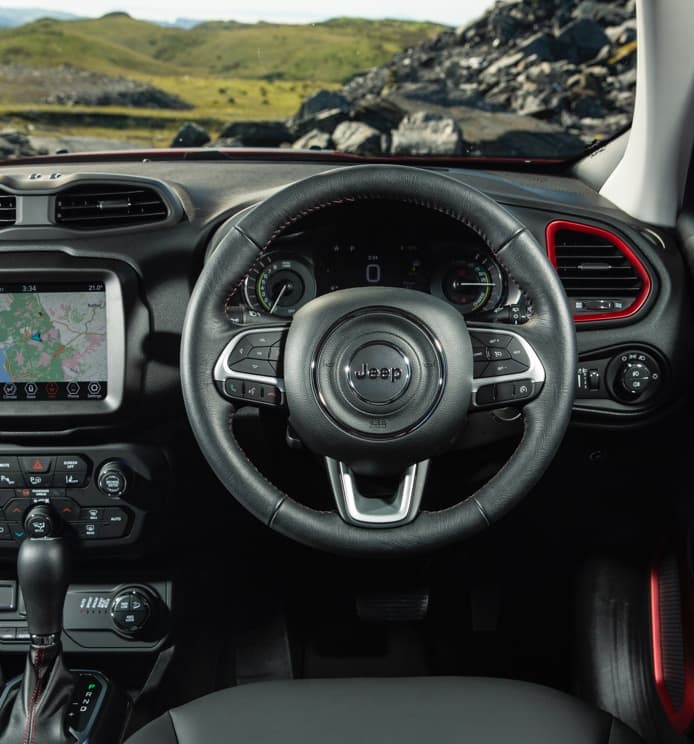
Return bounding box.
[556,19,611,64]
[390,111,465,156]
[520,33,563,62]
[332,121,383,155]
[290,108,349,139]
[0,130,44,158]
[296,89,350,119]
[476,130,587,158]
[293,129,333,150]
[171,122,210,148]
[217,120,291,147]
[350,95,405,132]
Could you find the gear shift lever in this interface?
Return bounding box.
[18,530,70,642]
[0,507,76,744]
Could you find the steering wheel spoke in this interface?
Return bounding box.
[213,324,289,408]
[468,325,546,410]
[325,458,430,528]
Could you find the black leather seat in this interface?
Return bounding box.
[126,677,643,743]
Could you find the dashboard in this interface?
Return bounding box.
[0,156,689,545]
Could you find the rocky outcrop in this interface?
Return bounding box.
[280,0,637,157]
[0,64,191,110]
[0,130,46,158]
[216,120,291,148]
[171,122,210,147]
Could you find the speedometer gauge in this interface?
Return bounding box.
[244,253,317,318]
[433,253,504,315]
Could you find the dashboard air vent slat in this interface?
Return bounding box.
[0,194,16,225]
[546,220,651,322]
[54,183,168,229]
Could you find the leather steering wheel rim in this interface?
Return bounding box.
[180,164,577,556]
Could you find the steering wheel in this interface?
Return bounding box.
[181,165,576,555]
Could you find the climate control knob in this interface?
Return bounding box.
[96,461,129,497]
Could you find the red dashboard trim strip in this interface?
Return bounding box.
[650,562,694,733]
[545,219,651,322]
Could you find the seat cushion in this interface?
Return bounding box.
[126,677,644,744]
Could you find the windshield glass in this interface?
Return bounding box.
[0,0,636,161]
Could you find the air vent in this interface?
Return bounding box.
[546,220,651,321]
[54,183,168,229]
[0,193,16,226]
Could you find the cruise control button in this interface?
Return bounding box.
[485,359,528,377]
[268,347,281,362]
[478,333,510,347]
[0,471,23,488]
[486,347,511,362]
[20,457,54,474]
[472,346,486,363]
[473,362,487,378]
[506,338,530,368]
[230,359,276,376]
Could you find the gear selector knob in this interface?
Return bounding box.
[18,521,70,641]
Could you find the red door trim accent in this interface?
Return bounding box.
[545,219,651,322]
[650,563,694,732]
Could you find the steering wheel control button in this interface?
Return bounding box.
[487,347,510,362]
[231,358,276,376]
[506,338,530,368]
[243,382,263,402]
[484,359,527,377]
[224,378,243,398]
[111,590,152,635]
[346,343,412,405]
[96,462,129,497]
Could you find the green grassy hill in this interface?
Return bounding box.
[0,12,447,150]
[0,13,446,82]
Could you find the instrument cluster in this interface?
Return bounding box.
[228,226,522,322]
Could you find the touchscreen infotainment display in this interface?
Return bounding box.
[0,281,107,402]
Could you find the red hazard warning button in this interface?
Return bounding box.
[20,457,54,474]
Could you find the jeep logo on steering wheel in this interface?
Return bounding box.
[353,363,403,383]
[347,342,411,405]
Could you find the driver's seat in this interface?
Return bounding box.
[125,676,642,743]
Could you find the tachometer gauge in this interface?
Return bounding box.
[244,253,317,318]
[433,253,504,315]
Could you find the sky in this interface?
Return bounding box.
[0,0,493,26]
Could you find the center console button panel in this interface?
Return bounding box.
[0,444,168,550]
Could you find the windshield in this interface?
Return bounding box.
[0,0,636,161]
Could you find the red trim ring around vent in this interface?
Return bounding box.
[545,219,652,323]
[650,562,694,733]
